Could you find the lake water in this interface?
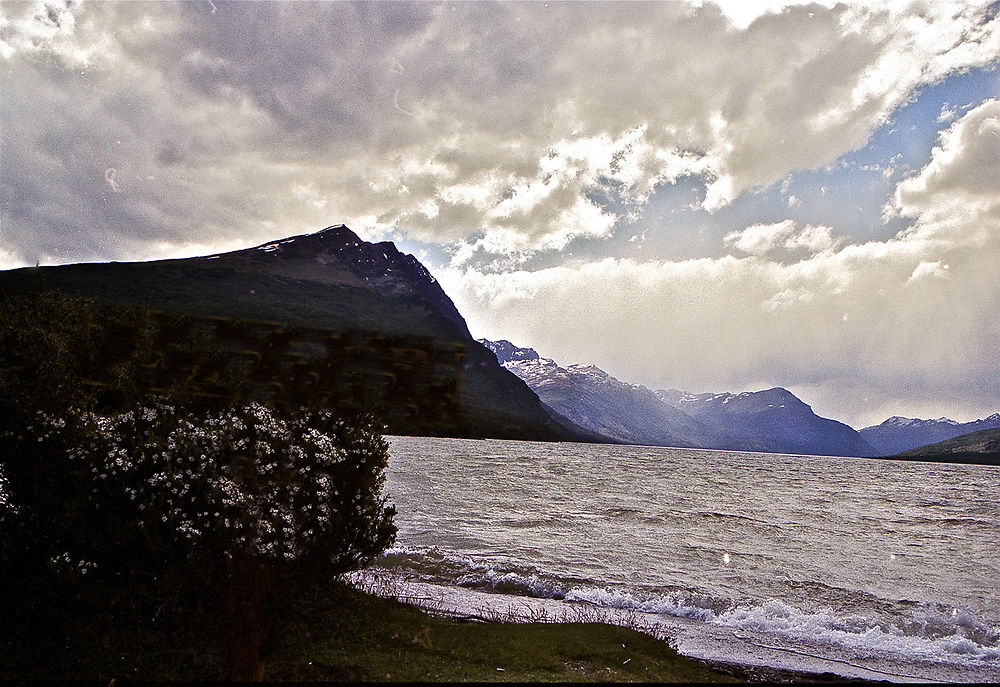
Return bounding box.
[369,436,1000,682]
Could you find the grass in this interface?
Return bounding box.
[266,578,742,683]
[2,574,744,682]
[3,569,880,683]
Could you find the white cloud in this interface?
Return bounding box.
[704,0,929,30]
[724,220,840,260]
[892,99,1000,224]
[439,103,1000,426]
[3,1,998,265]
[907,260,950,284]
[787,224,840,254]
[937,104,958,124]
[1,1,82,63]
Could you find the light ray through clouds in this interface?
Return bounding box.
[1,0,998,427]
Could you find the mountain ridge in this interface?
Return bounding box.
[0,225,586,442]
[481,339,713,448]
[480,339,873,456]
[179,224,472,338]
[860,413,1000,456]
[882,427,1000,466]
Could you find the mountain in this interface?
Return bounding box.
[657,388,875,457]
[480,340,712,448]
[860,414,1000,456]
[194,225,472,338]
[3,225,467,339]
[481,339,874,456]
[0,225,586,442]
[889,427,1000,466]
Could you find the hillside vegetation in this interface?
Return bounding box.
[891,427,1000,466]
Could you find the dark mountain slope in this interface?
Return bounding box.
[883,427,1000,466]
[0,226,583,442]
[192,225,472,338]
[3,226,466,339]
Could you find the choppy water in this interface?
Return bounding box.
[373,436,1000,681]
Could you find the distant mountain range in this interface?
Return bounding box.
[0,225,587,442]
[479,340,712,448]
[480,339,874,457]
[859,414,1000,456]
[657,387,874,457]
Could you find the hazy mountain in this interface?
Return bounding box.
[480,340,712,447]
[860,414,1000,456]
[657,388,875,457]
[0,225,586,442]
[482,339,874,456]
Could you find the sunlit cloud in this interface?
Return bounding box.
[438,101,1000,426]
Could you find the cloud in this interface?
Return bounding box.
[891,99,1000,224]
[724,220,841,260]
[438,102,1000,426]
[906,260,950,284]
[2,1,998,265]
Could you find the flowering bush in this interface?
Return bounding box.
[3,400,397,678]
[25,401,396,573]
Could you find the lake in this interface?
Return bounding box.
[368,436,1000,682]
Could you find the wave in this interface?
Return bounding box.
[562,585,1000,664]
[716,599,1000,663]
[372,545,1000,665]
[376,545,578,599]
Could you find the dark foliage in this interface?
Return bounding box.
[0,292,397,679]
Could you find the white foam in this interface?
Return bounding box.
[561,586,1000,666]
[374,546,1000,669]
[377,545,569,599]
[713,599,1000,664]
[564,585,715,621]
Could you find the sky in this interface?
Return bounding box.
[2,0,998,428]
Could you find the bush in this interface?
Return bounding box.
[70,402,396,572]
[2,400,396,679]
[0,293,397,679]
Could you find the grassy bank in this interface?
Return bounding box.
[4,576,876,682]
[2,577,747,682]
[268,580,743,683]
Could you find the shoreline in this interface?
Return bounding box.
[422,605,883,684]
[349,571,1000,684]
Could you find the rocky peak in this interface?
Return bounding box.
[479,339,541,365]
[200,224,471,338]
